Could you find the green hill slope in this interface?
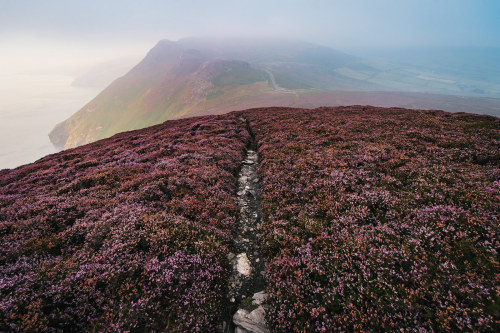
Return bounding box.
[49,38,500,149]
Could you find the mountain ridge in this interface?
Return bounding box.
[49,38,500,150]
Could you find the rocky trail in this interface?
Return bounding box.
[218,118,269,333]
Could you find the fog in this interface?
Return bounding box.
[3,0,499,48]
[0,39,146,169]
[0,0,499,169]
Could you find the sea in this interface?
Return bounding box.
[0,72,100,170]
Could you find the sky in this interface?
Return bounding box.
[1,0,499,76]
[1,0,499,49]
[0,0,499,169]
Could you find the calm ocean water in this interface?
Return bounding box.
[0,73,100,170]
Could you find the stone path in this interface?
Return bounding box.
[219,117,269,333]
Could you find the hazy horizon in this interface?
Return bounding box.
[2,0,499,75]
[1,0,499,169]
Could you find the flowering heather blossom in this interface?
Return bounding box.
[1,106,498,332]
[0,115,249,331]
[240,106,499,332]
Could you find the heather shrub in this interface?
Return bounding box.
[1,106,498,332]
[0,115,249,331]
[241,106,499,332]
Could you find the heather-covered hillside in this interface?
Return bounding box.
[1,114,250,331]
[1,106,499,332]
[240,106,499,331]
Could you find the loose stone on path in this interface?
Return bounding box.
[220,117,269,333]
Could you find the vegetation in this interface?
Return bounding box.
[1,114,250,331]
[206,90,224,100]
[2,106,499,331]
[240,106,499,331]
[212,62,267,87]
[50,38,500,150]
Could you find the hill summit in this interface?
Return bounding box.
[48,38,366,149]
[4,106,499,331]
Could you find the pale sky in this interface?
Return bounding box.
[2,0,498,76]
[1,0,499,75]
[1,0,499,49]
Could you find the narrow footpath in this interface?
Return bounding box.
[219,117,269,333]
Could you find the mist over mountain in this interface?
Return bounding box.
[350,46,500,96]
[2,0,500,330]
[49,37,500,150]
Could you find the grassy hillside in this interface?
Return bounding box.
[3,106,499,331]
[355,46,500,97]
[50,38,500,150]
[49,42,272,149]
